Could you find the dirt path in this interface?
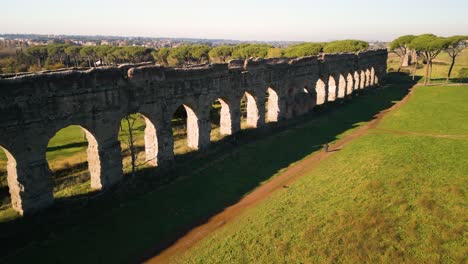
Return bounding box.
[145,86,417,263]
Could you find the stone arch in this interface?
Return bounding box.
[294,85,314,116]
[172,104,201,151]
[370,67,376,86]
[266,87,280,122]
[327,75,337,101]
[354,71,360,90]
[241,91,260,128]
[47,125,103,190]
[346,73,354,95]
[209,97,233,141]
[315,78,327,105]
[0,145,20,213]
[142,115,158,166]
[337,74,346,98]
[360,70,366,89]
[118,113,160,169]
[365,69,371,87]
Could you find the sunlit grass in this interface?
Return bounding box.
[378,85,468,134]
[177,134,468,264]
[176,84,468,264]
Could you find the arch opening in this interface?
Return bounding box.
[354,71,360,90]
[315,79,326,105]
[210,98,232,142]
[365,69,371,87]
[370,67,376,86]
[241,92,259,129]
[172,104,200,154]
[46,125,99,197]
[337,74,346,98]
[346,73,354,95]
[327,75,337,101]
[0,146,17,212]
[360,70,366,89]
[266,88,280,123]
[119,113,158,177]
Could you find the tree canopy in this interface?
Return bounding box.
[231,44,272,59]
[443,35,468,81]
[408,34,447,54]
[2,39,377,74]
[408,34,449,84]
[283,43,324,57]
[323,40,369,53]
[208,45,233,62]
[389,35,416,54]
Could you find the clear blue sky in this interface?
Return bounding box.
[1,0,467,41]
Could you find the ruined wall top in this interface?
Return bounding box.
[0,49,387,86]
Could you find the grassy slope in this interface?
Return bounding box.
[378,86,468,134]
[0,81,410,263]
[176,85,468,263]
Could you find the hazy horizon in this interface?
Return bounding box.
[2,0,467,42]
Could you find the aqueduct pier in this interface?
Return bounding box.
[0,49,387,215]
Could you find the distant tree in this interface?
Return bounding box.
[231,44,271,59]
[168,46,191,66]
[267,47,283,58]
[283,43,324,57]
[409,34,448,85]
[208,45,233,62]
[125,47,153,63]
[47,44,69,65]
[26,45,48,68]
[65,46,82,67]
[188,45,211,64]
[95,45,112,65]
[80,46,97,67]
[110,47,128,64]
[323,40,369,53]
[152,48,171,65]
[444,35,468,82]
[389,35,416,72]
[105,46,121,65]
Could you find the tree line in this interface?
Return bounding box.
[0,40,370,74]
[389,34,467,84]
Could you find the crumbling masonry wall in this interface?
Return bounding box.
[0,49,387,215]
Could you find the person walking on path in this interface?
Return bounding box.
[323,143,330,152]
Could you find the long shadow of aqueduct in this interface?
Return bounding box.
[0,49,387,215]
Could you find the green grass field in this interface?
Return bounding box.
[0,75,415,263]
[175,85,468,263]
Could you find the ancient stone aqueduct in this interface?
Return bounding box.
[0,49,387,215]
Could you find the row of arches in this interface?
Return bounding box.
[0,67,378,214]
[316,67,377,104]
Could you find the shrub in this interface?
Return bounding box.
[458,68,468,78]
